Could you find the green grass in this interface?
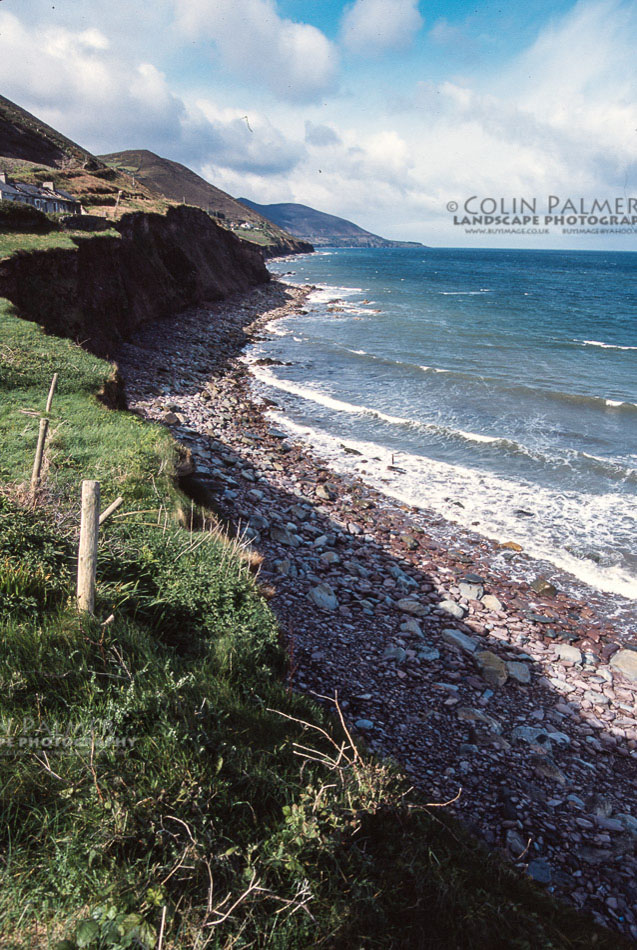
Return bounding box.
[0,297,625,949]
[234,229,274,247]
[0,230,121,261]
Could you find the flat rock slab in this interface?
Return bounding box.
[309,583,338,610]
[442,628,478,653]
[397,598,429,617]
[439,599,466,619]
[507,660,531,684]
[556,643,582,664]
[610,649,637,682]
[459,581,484,601]
[456,706,502,734]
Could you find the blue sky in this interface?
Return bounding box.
[0,0,636,248]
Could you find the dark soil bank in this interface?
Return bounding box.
[0,205,269,356]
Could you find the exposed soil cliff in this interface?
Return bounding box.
[261,235,314,259]
[0,205,270,357]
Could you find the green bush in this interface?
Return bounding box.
[0,199,57,233]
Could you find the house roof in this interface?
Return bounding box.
[14,183,43,197]
[0,177,80,205]
[54,188,78,202]
[0,180,23,198]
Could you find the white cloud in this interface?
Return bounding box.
[1,0,635,247]
[0,9,305,180]
[304,122,342,147]
[341,0,423,55]
[187,101,304,175]
[218,1,637,246]
[0,11,185,150]
[174,0,338,102]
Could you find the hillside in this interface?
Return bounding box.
[0,93,96,169]
[0,97,311,256]
[0,96,171,217]
[99,149,313,257]
[238,198,423,248]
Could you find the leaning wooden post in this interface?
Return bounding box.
[30,417,49,494]
[99,496,123,526]
[77,480,100,614]
[45,372,58,413]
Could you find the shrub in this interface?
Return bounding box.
[0,199,58,233]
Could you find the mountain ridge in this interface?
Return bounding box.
[99,149,313,258]
[238,198,424,248]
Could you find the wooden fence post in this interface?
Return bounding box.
[45,373,58,413]
[77,480,100,614]
[99,495,123,526]
[30,417,49,494]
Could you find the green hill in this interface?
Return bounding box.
[238,197,424,248]
[0,93,96,169]
[100,149,313,257]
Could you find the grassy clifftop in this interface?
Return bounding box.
[0,272,625,947]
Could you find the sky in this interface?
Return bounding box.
[0,0,636,249]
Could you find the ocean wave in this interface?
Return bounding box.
[317,346,637,414]
[250,365,412,426]
[439,290,491,295]
[263,412,637,601]
[576,339,637,351]
[250,363,637,482]
[309,283,365,303]
[249,366,542,456]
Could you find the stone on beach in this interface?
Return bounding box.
[397,598,429,617]
[556,644,582,665]
[442,629,478,653]
[459,581,484,601]
[481,593,503,612]
[530,755,567,786]
[456,706,502,734]
[400,618,423,636]
[418,644,440,662]
[475,650,508,687]
[506,660,531,684]
[610,648,637,682]
[270,525,299,547]
[531,576,558,597]
[309,583,338,610]
[316,483,337,501]
[439,599,466,619]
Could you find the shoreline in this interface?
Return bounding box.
[117,278,637,941]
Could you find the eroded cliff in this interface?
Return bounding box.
[0,205,270,357]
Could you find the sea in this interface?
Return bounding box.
[246,247,637,620]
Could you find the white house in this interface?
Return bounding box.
[0,172,82,215]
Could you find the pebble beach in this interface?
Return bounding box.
[117,278,637,942]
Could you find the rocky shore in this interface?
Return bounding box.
[117,279,637,942]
